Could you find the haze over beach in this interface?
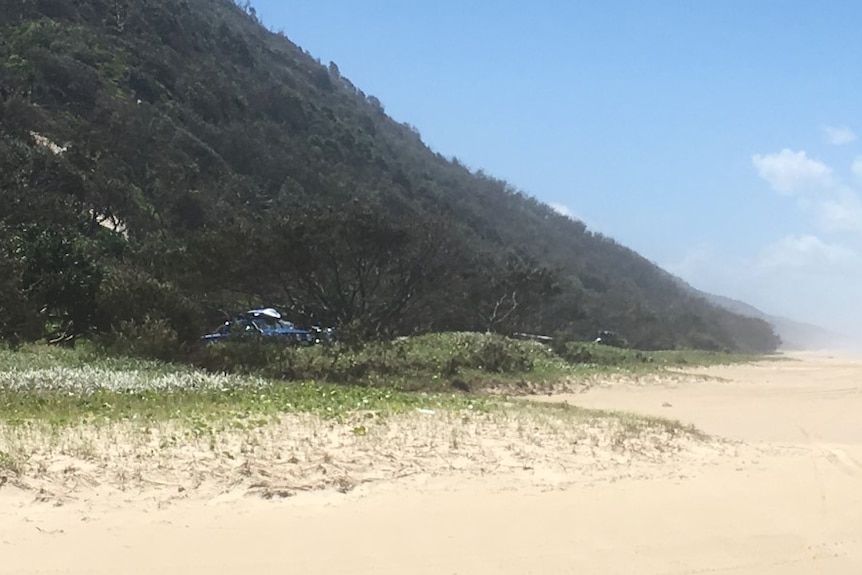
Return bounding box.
[251,1,862,339]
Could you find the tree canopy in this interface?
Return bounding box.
[0,0,780,353]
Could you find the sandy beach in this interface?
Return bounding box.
[2,352,861,574]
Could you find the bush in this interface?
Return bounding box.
[95,267,205,343]
[96,317,181,362]
[187,332,542,386]
[190,338,354,382]
[555,341,651,366]
[189,338,290,374]
[466,337,535,373]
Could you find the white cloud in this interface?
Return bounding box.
[759,235,858,270]
[821,125,857,146]
[752,149,833,194]
[752,150,862,233]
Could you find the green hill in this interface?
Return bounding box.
[0,0,779,353]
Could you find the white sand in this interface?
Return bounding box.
[2,352,861,574]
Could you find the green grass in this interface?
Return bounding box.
[553,340,773,370]
[190,332,772,393]
[0,334,772,429]
[648,348,780,367]
[0,381,489,427]
[0,341,187,373]
[0,355,489,427]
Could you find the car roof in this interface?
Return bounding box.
[244,308,282,319]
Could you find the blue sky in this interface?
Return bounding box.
[250,1,862,337]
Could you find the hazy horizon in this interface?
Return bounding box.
[251,1,862,338]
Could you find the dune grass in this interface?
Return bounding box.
[0,336,747,488]
[188,332,770,393]
[0,334,767,430]
[0,363,488,429]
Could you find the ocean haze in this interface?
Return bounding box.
[699,292,855,352]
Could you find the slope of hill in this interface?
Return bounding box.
[0,0,779,352]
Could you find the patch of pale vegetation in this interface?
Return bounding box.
[29,131,68,155]
[0,367,269,395]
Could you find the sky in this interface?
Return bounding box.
[250,0,862,338]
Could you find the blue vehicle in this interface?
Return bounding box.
[202,308,334,345]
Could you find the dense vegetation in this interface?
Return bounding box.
[0,0,780,354]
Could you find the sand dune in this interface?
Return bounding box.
[2,352,861,574]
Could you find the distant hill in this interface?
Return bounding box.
[0,0,779,352]
[697,292,847,351]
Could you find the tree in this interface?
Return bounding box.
[465,254,561,334]
[0,227,41,345]
[266,206,455,339]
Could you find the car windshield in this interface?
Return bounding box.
[249,316,296,332]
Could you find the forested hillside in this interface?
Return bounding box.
[0,0,780,352]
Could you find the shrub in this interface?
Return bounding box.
[188,332,542,386]
[189,338,289,374]
[95,267,205,343]
[468,336,535,373]
[555,341,651,366]
[96,317,181,362]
